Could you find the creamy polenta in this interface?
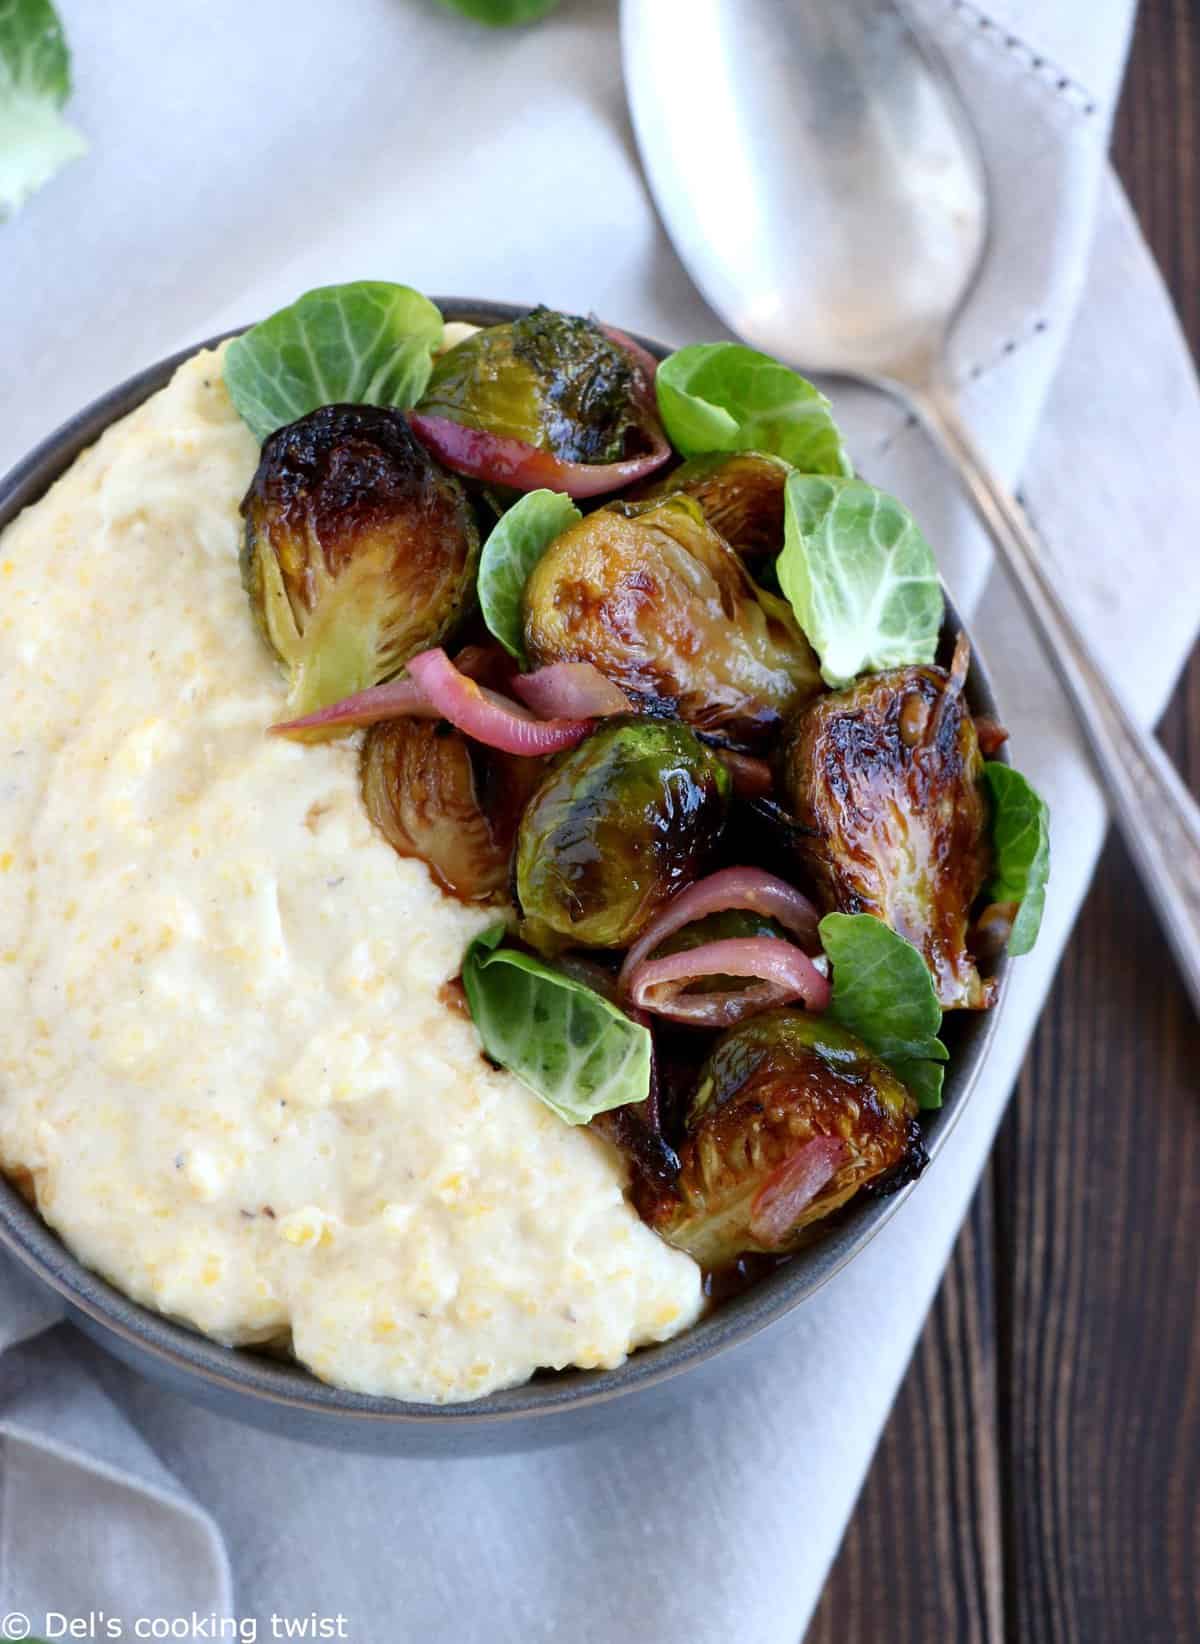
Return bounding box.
[0,346,702,1402]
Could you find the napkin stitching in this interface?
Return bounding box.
[963,318,1052,383]
[941,0,1100,114]
[872,317,1053,457]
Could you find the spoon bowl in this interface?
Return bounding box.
[624,0,985,384]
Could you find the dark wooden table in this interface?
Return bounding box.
[806,4,1200,1639]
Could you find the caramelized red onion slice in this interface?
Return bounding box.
[270,677,439,737]
[618,866,822,996]
[625,937,830,1026]
[408,414,672,499]
[748,1137,849,1247]
[512,663,633,719]
[406,647,592,756]
[272,648,599,755]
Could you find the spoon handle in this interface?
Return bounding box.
[912,382,1200,1014]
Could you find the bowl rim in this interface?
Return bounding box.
[0,300,1010,1427]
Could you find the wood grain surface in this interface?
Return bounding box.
[805,3,1200,1639]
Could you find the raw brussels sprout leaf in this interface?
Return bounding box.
[984,762,1050,956]
[462,924,652,1122]
[435,0,561,23]
[819,912,948,1109]
[656,343,852,477]
[478,488,581,663]
[224,282,445,443]
[890,1057,944,1110]
[0,0,87,220]
[778,473,945,688]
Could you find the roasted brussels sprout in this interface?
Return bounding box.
[635,1009,918,1268]
[780,654,992,1008]
[241,404,480,715]
[514,716,732,952]
[642,451,790,560]
[418,307,647,463]
[523,497,821,747]
[361,718,541,902]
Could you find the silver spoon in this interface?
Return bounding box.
[622,0,1200,1011]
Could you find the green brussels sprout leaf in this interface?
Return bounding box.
[224,282,445,443]
[478,488,581,663]
[890,1057,944,1110]
[778,473,945,688]
[462,923,652,1123]
[435,0,561,23]
[819,911,947,1109]
[0,0,87,220]
[655,343,852,476]
[984,762,1050,956]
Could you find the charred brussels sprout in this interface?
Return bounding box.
[636,1010,918,1268]
[515,716,731,952]
[642,451,790,560]
[362,718,541,902]
[781,656,992,1008]
[523,497,821,747]
[418,307,645,463]
[241,404,479,715]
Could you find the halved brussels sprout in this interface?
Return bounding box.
[523,497,821,747]
[642,451,790,560]
[241,404,479,716]
[635,1009,918,1268]
[514,716,731,953]
[361,718,542,902]
[780,659,992,1008]
[417,306,646,463]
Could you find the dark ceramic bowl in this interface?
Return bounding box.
[0,302,1008,1451]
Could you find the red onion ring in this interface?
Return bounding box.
[270,677,440,737]
[618,867,821,997]
[271,650,600,754]
[748,1137,849,1246]
[406,648,592,756]
[625,936,830,1026]
[408,414,672,499]
[512,663,633,719]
